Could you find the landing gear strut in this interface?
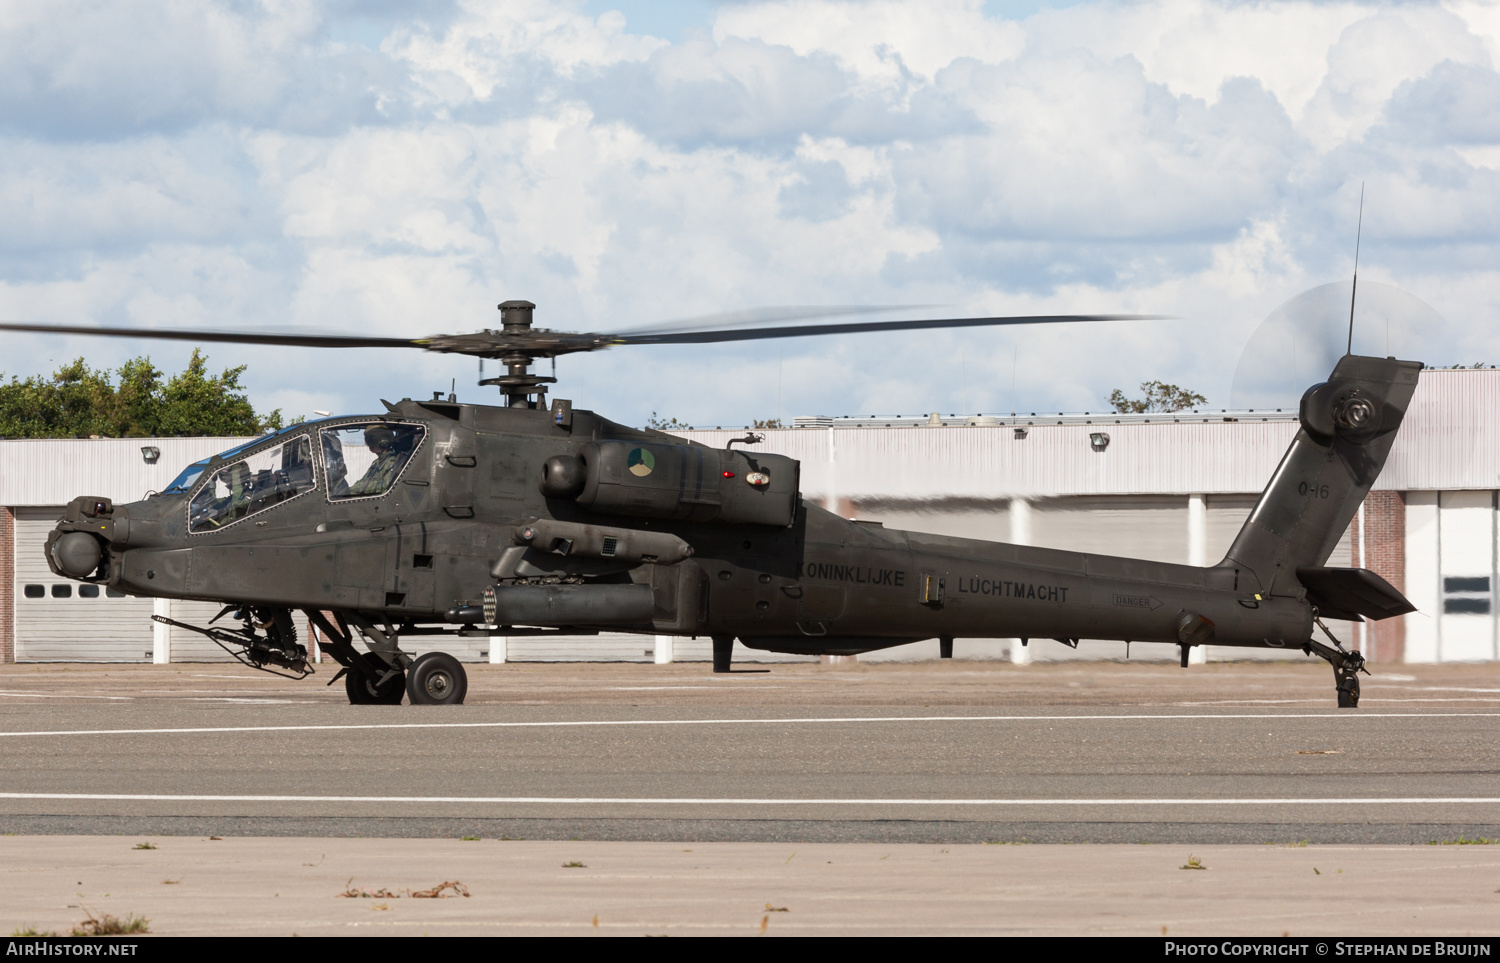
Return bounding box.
[1305,617,1368,708]
[346,651,405,705]
[712,635,734,673]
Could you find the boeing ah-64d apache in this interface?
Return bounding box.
[5,300,1417,707]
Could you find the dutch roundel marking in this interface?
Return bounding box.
[628,447,655,477]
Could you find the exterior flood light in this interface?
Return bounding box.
[1089,432,1111,452]
[140,445,160,464]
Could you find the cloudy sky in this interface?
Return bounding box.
[3,0,1499,428]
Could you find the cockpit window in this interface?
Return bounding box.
[164,425,310,495]
[322,423,425,500]
[188,434,318,533]
[163,461,209,495]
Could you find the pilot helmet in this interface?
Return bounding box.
[364,425,397,451]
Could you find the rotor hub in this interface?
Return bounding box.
[490,301,549,408]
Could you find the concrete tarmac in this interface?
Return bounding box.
[1,660,1497,935]
[4,837,1500,937]
[0,661,1496,843]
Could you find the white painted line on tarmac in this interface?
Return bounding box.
[0,712,1498,739]
[0,792,1497,807]
[1177,698,1500,706]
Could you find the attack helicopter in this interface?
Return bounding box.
[4,300,1416,707]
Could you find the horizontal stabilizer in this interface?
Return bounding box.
[1295,567,1416,622]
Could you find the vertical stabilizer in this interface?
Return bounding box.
[1223,354,1422,595]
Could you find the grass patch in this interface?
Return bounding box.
[340,879,470,898]
[1180,855,1206,870]
[10,927,58,937]
[340,880,400,899]
[562,861,586,868]
[72,912,149,936]
[132,842,156,850]
[1430,837,1499,845]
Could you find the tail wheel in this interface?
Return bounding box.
[346,652,405,705]
[406,652,468,706]
[1337,674,1361,709]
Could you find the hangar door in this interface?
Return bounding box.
[14,507,151,661]
[14,507,231,662]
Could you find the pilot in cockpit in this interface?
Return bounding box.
[346,425,407,496]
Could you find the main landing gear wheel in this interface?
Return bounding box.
[406,652,468,705]
[346,652,406,705]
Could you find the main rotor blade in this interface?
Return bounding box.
[615,304,927,337]
[0,311,1166,361]
[610,314,1160,345]
[0,320,423,350]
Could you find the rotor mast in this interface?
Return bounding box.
[482,300,557,408]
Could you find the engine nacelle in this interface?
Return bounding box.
[551,440,800,526]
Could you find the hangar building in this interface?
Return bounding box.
[1,366,1495,665]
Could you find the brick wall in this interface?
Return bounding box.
[0,507,12,663]
[1350,491,1406,663]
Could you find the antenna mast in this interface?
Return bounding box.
[1347,182,1364,356]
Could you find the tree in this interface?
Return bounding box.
[752,417,784,429]
[1108,381,1208,414]
[0,350,287,438]
[646,411,692,430]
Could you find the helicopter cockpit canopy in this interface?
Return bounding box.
[188,432,317,532]
[162,425,310,496]
[321,423,425,500]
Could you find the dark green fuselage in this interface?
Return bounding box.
[48,354,1422,660]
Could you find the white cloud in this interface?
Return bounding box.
[714,0,1024,90]
[1300,7,1489,150]
[1026,0,1368,122]
[393,0,666,105]
[3,0,1500,430]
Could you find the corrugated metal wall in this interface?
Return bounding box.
[1382,369,1500,491]
[673,368,1500,499]
[0,437,247,507]
[14,508,151,661]
[676,422,1303,500]
[13,508,232,662]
